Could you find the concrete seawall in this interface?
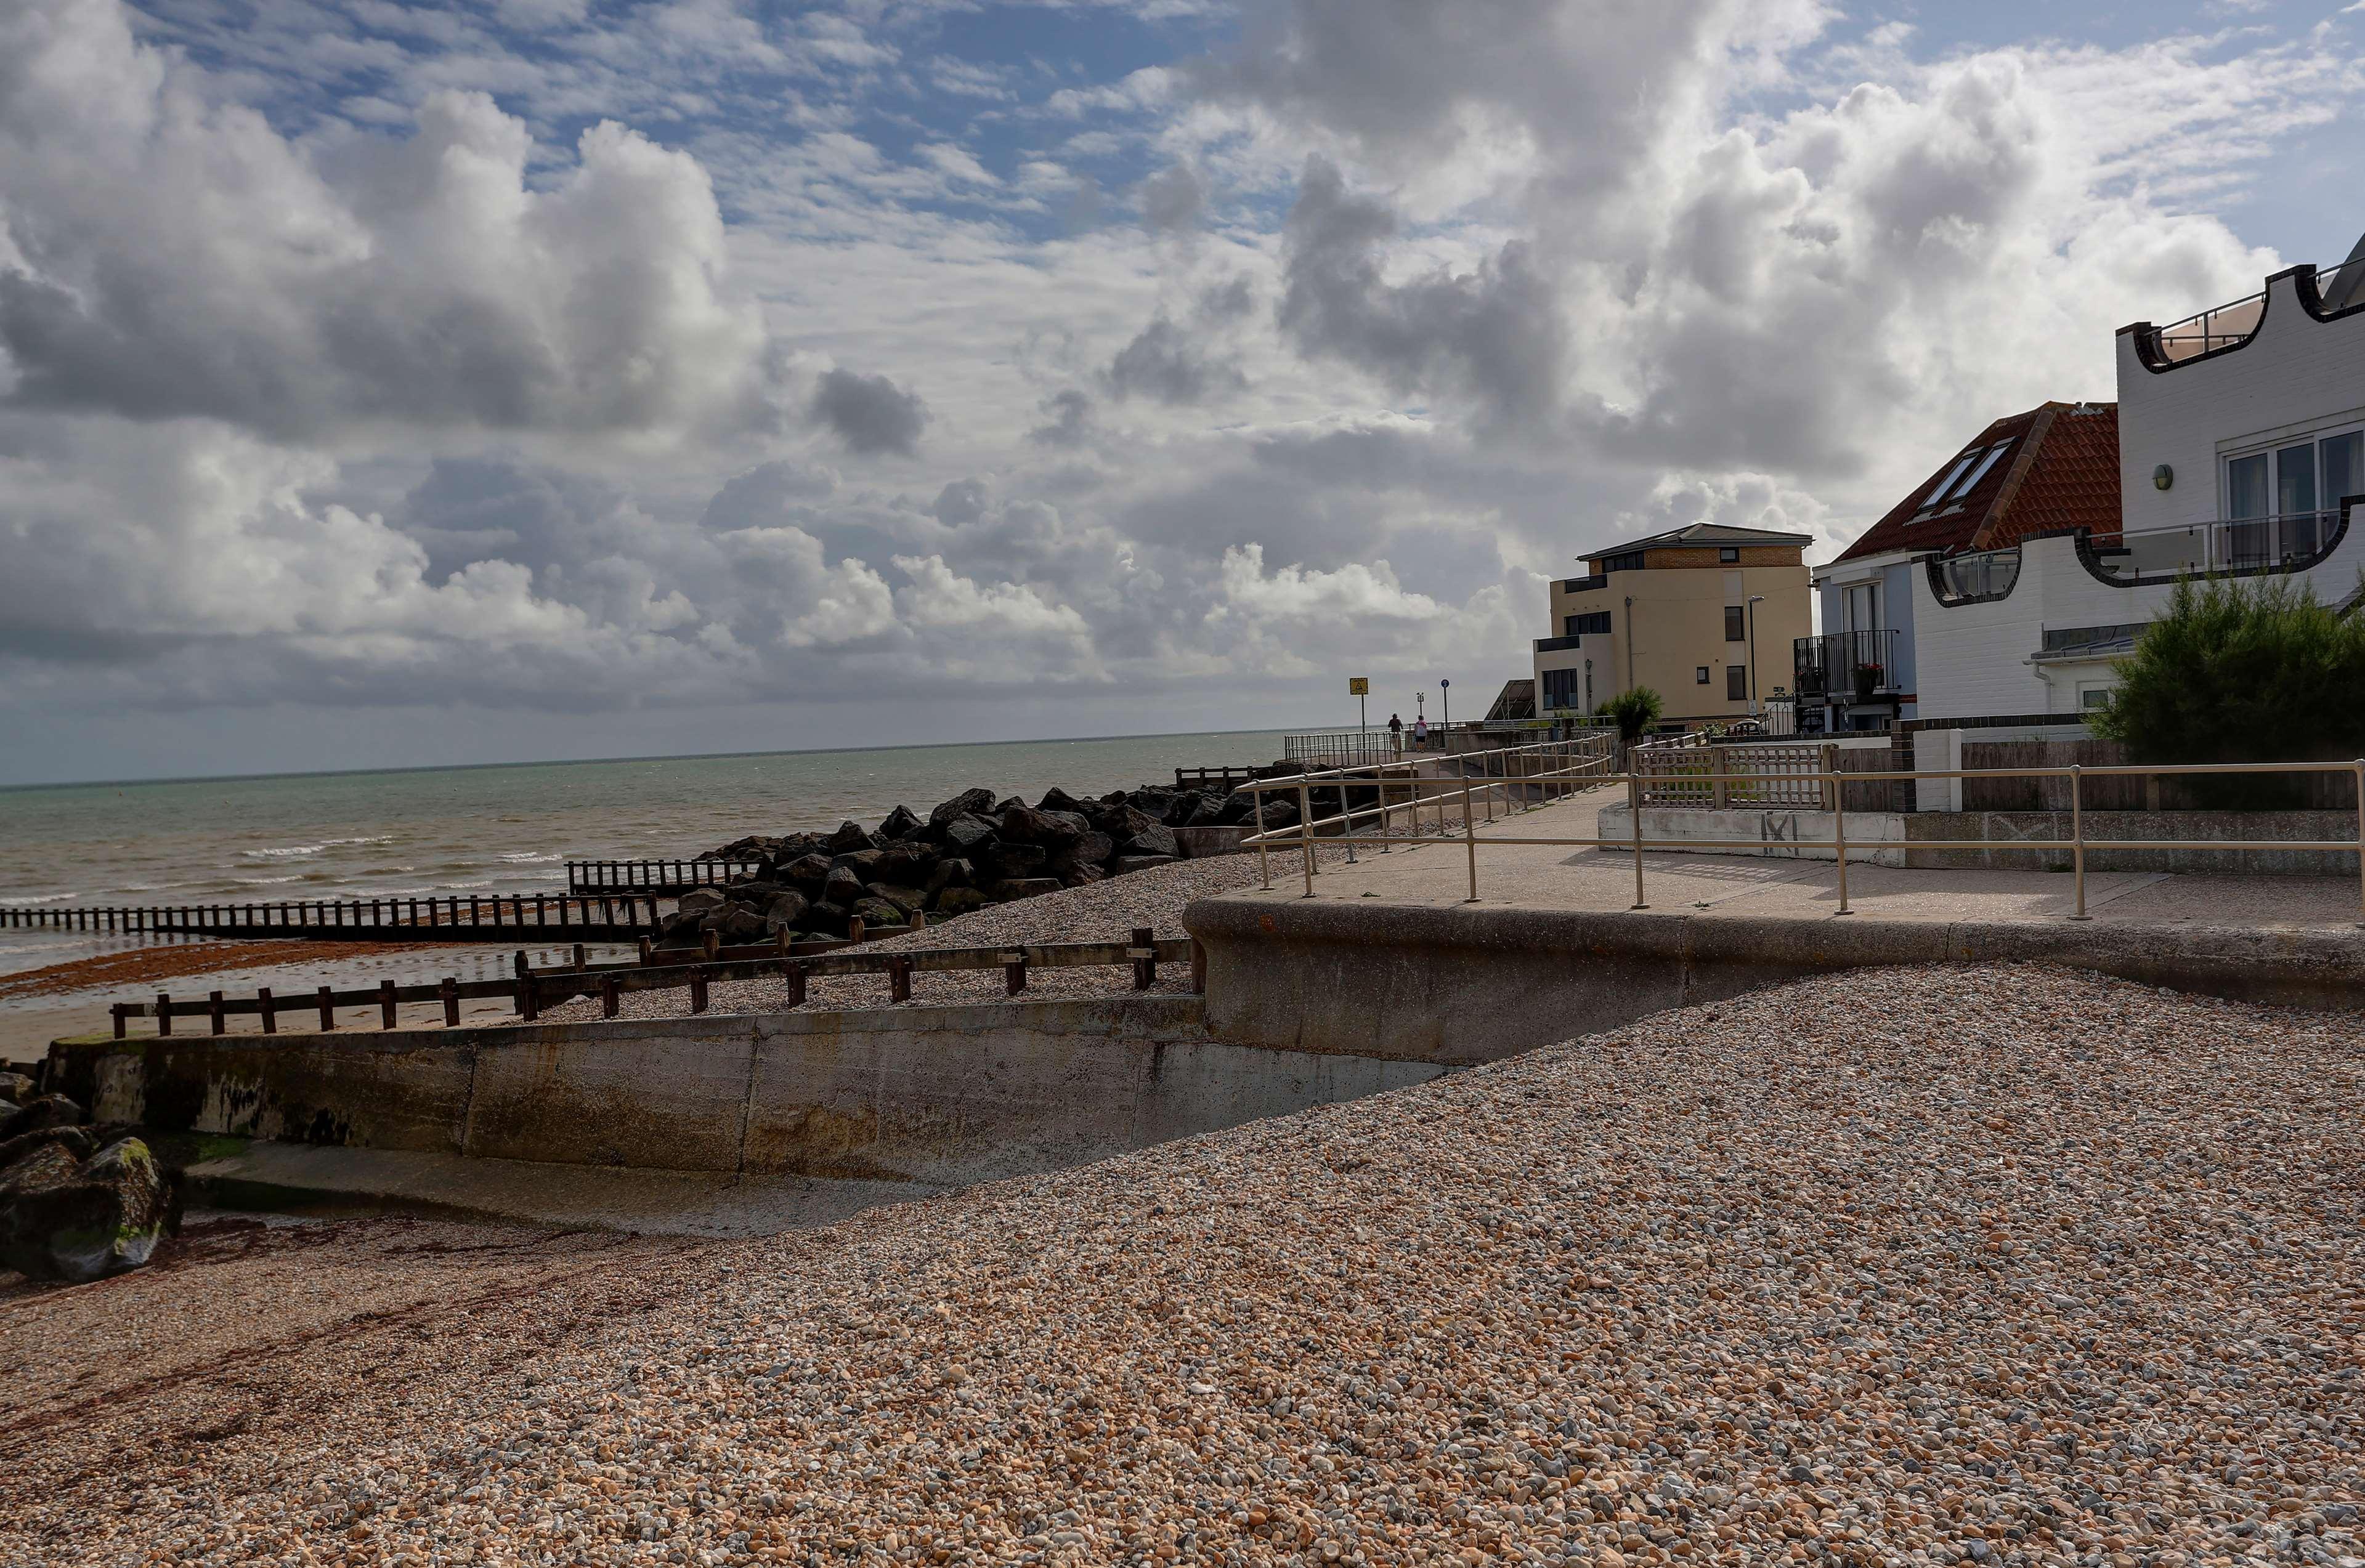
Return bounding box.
[49,996,1444,1189]
[1184,897,2365,1063]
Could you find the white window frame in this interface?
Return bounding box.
[2220,418,2365,520]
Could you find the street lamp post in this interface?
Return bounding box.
[1440,678,1451,743]
[1746,594,1765,713]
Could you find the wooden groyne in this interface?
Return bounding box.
[566,857,765,895]
[2,894,662,944]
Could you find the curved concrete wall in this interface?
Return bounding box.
[1185,896,2365,1063]
[50,996,1445,1187]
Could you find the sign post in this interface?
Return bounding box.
[1349,676,1369,738]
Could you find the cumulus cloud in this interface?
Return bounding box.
[811,368,929,456]
[0,0,790,445]
[1277,157,1567,438]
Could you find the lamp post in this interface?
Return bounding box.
[1746,594,1765,713]
[1439,678,1451,743]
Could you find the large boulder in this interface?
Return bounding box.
[1252,798,1300,831]
[654,909,707,948]
[824,820,877,855]
[1183,791,1231,828]
[867,884,927,919]
[0,1125,95,1178]
[878,846,938,884]
[822,865,866,908]
[993,796,1027,817]
[942,813,999,855]
[829,848,888,881]
[925,858,975,896]
[851,897,906,931]
[877,804,923,842]
[983,841,1049,878]
[928,788,998,830]
[1042,809,1092,842]
[781,854,835,895]
[932,887,991,918]
[997,802,1073,846]
[762,891,810,933]
[1161,793,1208,828]
[0,1096,84,1142]
[676,888,728,918]
[1112,854,1177,875]
[800,900,852,938]
[0,1072,34,1108]
[1122,823,1181,860]
[1036,785,1087,815]
[1060,865,1108,889]
[0,1136,180,1283]
[991,878,1063,902]
[1047,831,1114,873]
[1096,804,1162,842]
[701,906,767,945]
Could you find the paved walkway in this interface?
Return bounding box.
[1228,785,2365,931]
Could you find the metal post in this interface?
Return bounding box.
[1298,780,1316,896]
[2069,764,2090,920]
[2354,759,2364,926]
[1833,763,1851,916]
[1256,783,1272,889]
[1627,775,1647,910]
[1462,780,1479,902]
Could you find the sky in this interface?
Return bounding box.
[1,0,2361,786]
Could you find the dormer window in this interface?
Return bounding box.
[1912,440,2015,519]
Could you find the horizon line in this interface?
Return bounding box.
[0,722,1336,796]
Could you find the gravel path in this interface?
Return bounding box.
[10,962,2364,1567]
[538,847,1357,1022]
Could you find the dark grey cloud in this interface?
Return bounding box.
[1278,157,1567,437]
[1137,161,1207,233]
[1106,317,1246,405]
[811,367,929,456]
[1028,389,1097,448]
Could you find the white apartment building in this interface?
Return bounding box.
[1815,247,2364,730]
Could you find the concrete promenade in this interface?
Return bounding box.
[1230,782,2365,930]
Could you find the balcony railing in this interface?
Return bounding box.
[2077,509,2349,588]
[2141,289,2265,365]
[1794,628,1900,703]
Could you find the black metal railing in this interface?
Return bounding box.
[1794,629,1901,702]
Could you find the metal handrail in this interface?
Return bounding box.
[1238,754,2365,920]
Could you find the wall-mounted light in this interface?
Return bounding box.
[2153,464,2174,491]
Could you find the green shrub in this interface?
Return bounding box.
[2090,574,2365,806]
[1596,687,1665,743]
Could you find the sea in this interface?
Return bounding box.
[0,729,1291,1051]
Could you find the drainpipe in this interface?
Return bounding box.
[1623,595,1634,692]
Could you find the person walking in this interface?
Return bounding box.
[1413,714,1429,748]
[1387,713,1403,755]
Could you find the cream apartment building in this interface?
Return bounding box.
[1533,523,1813,726]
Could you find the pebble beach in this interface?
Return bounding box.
[7,961,2361,1567]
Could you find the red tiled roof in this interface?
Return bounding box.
[1832,402,2119,564]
